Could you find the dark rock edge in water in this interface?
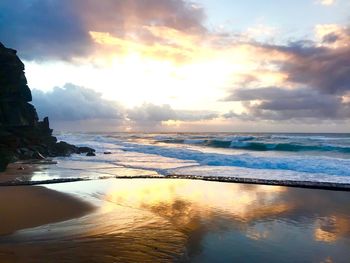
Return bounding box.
[1,175,350,192]
[0,42,95,171]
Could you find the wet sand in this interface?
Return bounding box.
[1,178,350,263]
[0,185,94,236]
[0,162,38,183]
[0,161,94,236]
[3,161,350,191]
[0,161,57,183]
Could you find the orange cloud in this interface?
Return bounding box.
[315,24,350,48]
[89,30,197,63]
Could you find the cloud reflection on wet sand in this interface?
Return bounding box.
[1,179,350,262]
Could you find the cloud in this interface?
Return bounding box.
[226,25,350,95]
[224,25,350,122]
[0,0,91,60]
[274,44,350,95]
[3,0,349,128]
[0,0,205,60]
[32,84,218,130]
[225,87,350,121]
[315,24,350,48]
[127,103,218,123]
[32,83,124,121]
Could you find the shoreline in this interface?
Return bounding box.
[174,175,350,191]
[1,173,350,191]
[1,159,349,237]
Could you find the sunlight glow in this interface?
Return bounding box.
[85,28,270,109]
[27,26,290,117]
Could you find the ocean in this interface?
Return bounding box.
[47,132,350,185]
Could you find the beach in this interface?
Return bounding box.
[1,163,350,262]
[0,185,94,236]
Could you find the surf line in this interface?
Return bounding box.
[1,175,350,192]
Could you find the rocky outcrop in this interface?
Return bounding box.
[0,42,94,171]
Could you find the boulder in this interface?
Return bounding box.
[78,146,96,154]
[52,141,79,157]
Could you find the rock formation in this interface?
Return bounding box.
[0,42,94,171]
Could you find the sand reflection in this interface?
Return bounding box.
[315,215,350,243]
[1,179,350,262]
[66,179,350,261]
[103,180,290,224]
[95,181,290,256]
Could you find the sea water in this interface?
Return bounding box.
[48,132,350,184]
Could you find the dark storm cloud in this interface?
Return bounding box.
[0,0,205,60]
[32,83,124,121]
[225,87,350,121]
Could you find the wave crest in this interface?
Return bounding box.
[158,137,350,153]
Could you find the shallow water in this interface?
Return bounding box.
[1,178,350,262]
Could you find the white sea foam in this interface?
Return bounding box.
[55,132,350,183]
[167,166,350,184]
[118,142,350,176]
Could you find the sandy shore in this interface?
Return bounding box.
[1,159,350,262]
[0,161,57,183]
[0,185,94,236]
[0,178,350,262]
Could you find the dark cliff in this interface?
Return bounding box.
[0,42,94,171]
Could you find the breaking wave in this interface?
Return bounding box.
[157,135,350,153]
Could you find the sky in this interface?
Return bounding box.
[1,0,349,132]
